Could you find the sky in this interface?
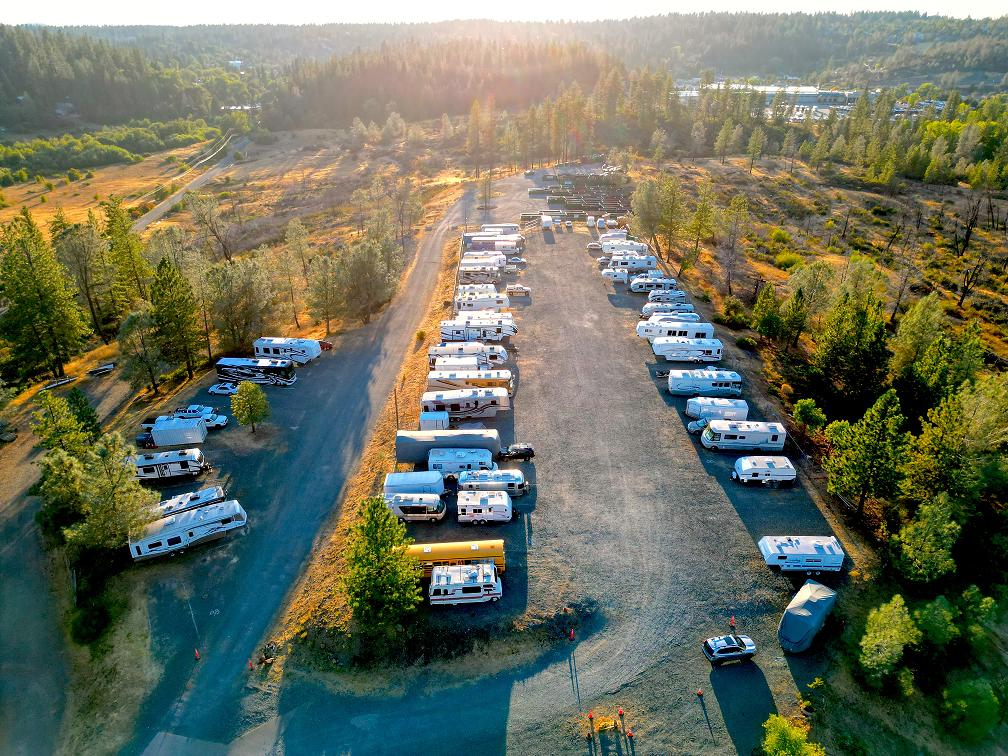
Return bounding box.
[3,0,1006,26]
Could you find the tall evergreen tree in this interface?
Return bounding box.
[150,258,202,379]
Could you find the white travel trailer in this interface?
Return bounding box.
[609,255,658,273]
[385,493,447,523]
[419,411,450,430]
[652,337,723,363]
[758,536,845,574]
[602,240,648,255]
[132,449,209,481]
[428,448,498,479]
[630,277,677,293]
[482,223,520,234]
[732,456,797,488]
[468,240,519,253]
[428,342,508,367]
[383,471,446,497]
[701,420,787,451]
[129,500,246,561]
[601,268,629,283]
[426,369,514,396]
[641,312,700,324]
[458,266,500,284]
[156,486,226,518]
[637,320,714,342]
[541,215,553,229]
[421,388,510,419]
[457,283,498,296]
[433,356,481,371]
[648,290,688,304]
[455,294,510,313]
[457,491,513,524]
[641,302,694,317]
[461,254,506,269]
[458,469,529,497]
[440,320,516,342]
[428,563,502,606]
[253,336,321,364]
[667,369,743,397]
[685,397,750,420]
[598,230,628,242]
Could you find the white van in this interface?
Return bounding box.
[641,301,694,317]
[630,277,677,293]
[385,493,447,522]
[428,448,497,479]
[429,563,502,605]
[652,337,722,363]
[458,469,529,497]
[637,320,714,342]
[586,215,596,228]
[419,411,450,431]
[384,470,446,497]
[132,449,209,481]
[129,500,246,561]
[457,491,513,524]
[758,536,845,574]
[685,397,750,420]
[432,356,480,371]
[421,387,510,420]
[701,420,786,451]
[648,290,688,304]
[253,337,321,364]
[732,456,797,488]
[667,369,742,397]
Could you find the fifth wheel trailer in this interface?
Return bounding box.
[395,429,502,465]
[420,388,510,420]
[253,336,321,364]
[428,342,508,367]
[637,320,714,342]
[667,369,743,397]
[652,337,723,363]
[641,302,694,317]
[758,536,845,574]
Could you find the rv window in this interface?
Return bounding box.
[771,435,778,441]
[777,555,787,560]
[273,348,280,355]
[726,434,737,440]
[507,483,515,489]
[461,586,481,595]
[148,541,162,550]
[179,461,189,469]
[221,517,233,525]
[751,473,759,478]
[135,546,141,556]
[143,466,155,474]
[167,536,182,546]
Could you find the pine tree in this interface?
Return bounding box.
[150,258,202,379]
[751,284,782,340]
[66,387,101,442]
[309,254,340,334]
[715,118,733,164]
[858,595,920,686]
[747,126,764,172]
[30,390,91,457]
[894,493,961,582]
[118,302,168,395]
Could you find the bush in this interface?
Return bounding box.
[943,678,1001,742]
[736,336,758,351]
[67,168,82,181]
[793,398,827,431]
[776,251,804,270]
[168,201,183,214]
[762,714,825,756]
[71,599,111,644]
[13,169,28,182]
[416,330,427,341]
[39,195,47,203]
[859,594,920,686]
[233,151,244,161]
[85,170,95,179]
[770,228,791,245]
[718,295,749,328]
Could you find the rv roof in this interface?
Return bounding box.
[761,535,843,556]
[422,387,508,401]
[710,420,784,432]
[134,500,243,543]
[430,563,496,586]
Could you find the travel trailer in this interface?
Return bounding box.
[641,302,694,317]
[609,255,658,273]
[426,369,514,396]
[652,337,723,362]
[440,319,517,342]
[385,493,447,523]
[432,356,481,371]
[155,486,226,518]
[129,499,246,561]
[420,388,510,419]
[428,342,508,368]
[215,357,296,386]
[601,268,628,283]
[685,397,750,421]
[455,293,510,313]
[147,417,208,447]
[253,337,321,364]
[458,469,529,497]
[418,411,450,431]
[630,277,678,293]
[428,563,502,605]
[647,290,689,304]
[481,223,520,234]
[637,320,714,342]
[132,449,209,481]
[428,448,498,479]
[598,230,628,242]
[458,266,500,284]
[395,430,502,465]
[457,491,513,524]
[758,536,845,574]
[732,456,797,488]
[457,284,498,296]
[541,215,553,229]
[667,369,743,397]
[383,471,446,497]
[408,539,505,578]
[701,420,787,451]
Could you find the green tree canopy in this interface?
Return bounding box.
[894,494,961,582]
[118,302,168,395]
[761,714,825,756]
[67,387,101,442]
[751,283,783,340]
[900,395,972,503]
[943,679,1001,743]
[859,594,920,687]
[150,257,202,379]
[231,380,271,432]
[914,595,960,649]
[890,292,945,375]
[30,389,91,457]
[793,398,827,433]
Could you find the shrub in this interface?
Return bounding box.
[416,330,427,341]
[700,292,711,302]
[736,336,758,351]
[45,181,54,191]
[85,170,95,179]
[35,174,43,183]
[793,398,827,432]
[13,169,28,182]
[770,228,792,245]
[67,168,81,181]
[720,295,749,328]
[776,251,804,270]
[164,154,177,163]
[169,201,183,214]
[762,714,825,756]
[39,195,47,203]
[71,598,111,644]
[233,151,244,161]
[859,594,920,686]
[943,678,1001,742]
[218,191,232,199]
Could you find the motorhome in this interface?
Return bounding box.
[609,255,658,273]
[457,491,512,524]
[428,448,498,479]
[440,319,517,342]
[685,397,750,420]
[156,486,226,518]
[215,357,296,386]
[432,356,481,372]
[732,456,797,488]
[253,337,321,364]
[458,266,500,284]
[647,290,689,304]
[457,284,498,296]
[129,500,246,561]
[637,320,714,342]
[458,469,529,497]
[701,420,787,451]
[428,563,502,606]
[652,337,723,363]
[758,536,845,574]
[641,302,694,317]
[427,369,513,396]
[419,411,450,430]
[132,449,209,481]
[428,342,508,368]
[630,277,678,293]
[667,369,743,397]
[383,470,446,497]
[385,493,447,523]
[420,388,510,420]
[454,294,510,313]
[395,429,502,465]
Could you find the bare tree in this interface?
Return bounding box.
[958,250,989,308]
[187,193,234,262]
[950,192,982,258]
[890,234,919,322]
[721,193,749,296]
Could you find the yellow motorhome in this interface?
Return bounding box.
[425,369,515,397]
[407,539,506,578]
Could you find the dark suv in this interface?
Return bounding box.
[500,443,535,461]
[135,432,156,449]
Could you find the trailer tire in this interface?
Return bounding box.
[771,481,779,489]
[491,596,499,602]
[478,519,487,525]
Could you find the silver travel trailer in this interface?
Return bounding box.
[156,486,226,518]
[420,388,510,420]
[129,500,246,561]
[148,417,207,447]
[685,397,750,420]
[383,471,446,497]
[641,301,694,317]
[132,449,209,481]
[458,266,500,284]
[428,342,508,367]
[481,223,520,234]
[385,493,447,523]
[454,293,510,313]
[637,319,714,342]
[458,469,529,497]
[701,420,787,451]
[428,448,498,478]
[647,290,689,304]
[440,318,517,342]
[609,255,658,273]
[732,456,797,487]
[456,283,498,296]
[667,369,743,397]
[758,536,845,574]
[426,369,515,396]
[457,491,512,524]
[602,240,648,254]
[630,277,677,293]
[652,337,723,362]
[432,356,481,371]
[395,429,502,465]
[253,336,321,364]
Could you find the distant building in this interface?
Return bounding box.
[676,83,880,111]
[229,60,242,69]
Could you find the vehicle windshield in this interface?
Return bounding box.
[702,427,715,442]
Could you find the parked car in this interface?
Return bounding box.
[596,256,608,264]
[565,220,573,228]
[208,382,239,396]
[135,432,156,449]
[319,341,333,351]
[702,634,756,666]
[687,417,710,435]
[507,257,527,264]
[174,405,218,419]
[587,242,602,251]
[500,443,535,461]
[506,284,532,296]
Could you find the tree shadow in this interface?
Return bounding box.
[709,662,778,755]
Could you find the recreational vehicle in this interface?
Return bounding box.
[427,448,498,478]
[426,369,514,396]
[457,491,512,524]
[598,231,628,242]
[432,356,480,371]
[132,449,209,481]
[420,388,510,420]
[147,417,208,447]
[455,294,510,313]
[701,420,787,452]
[647,290,688,304]
[458,266,500,284]
[541,215,553,229]
[253,337,321,364]
[428,563,502,606]
[156,486,226,518]
[652,337,723,362]
[667,369,743,397]
[458,469,529,497]
[215,357,296,386]
[630,277,677,293]
[428,342,508,367]
[440,319,517,342]
[385,493,447,523]
[602,241,648,255]
[383,471,446,497]
[408,539,505,577]
[457,284,498,296]
[601,268,629,283]
[609,255,658,273]
[418,411,450,430]
[758,536,845,574]
[732,456,797,488]
[129,500,246,561]
[481,223,520,234]
[641,302,694,317]
[467,240,518,253]
[685,397,750,420]
[460,254,506,269]
[395,430,502,465]
[637,320,714,342]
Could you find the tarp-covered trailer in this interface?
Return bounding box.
[778,580,838,652]
[395,429,502,465]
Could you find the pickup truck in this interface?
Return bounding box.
[174,405,228,429]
